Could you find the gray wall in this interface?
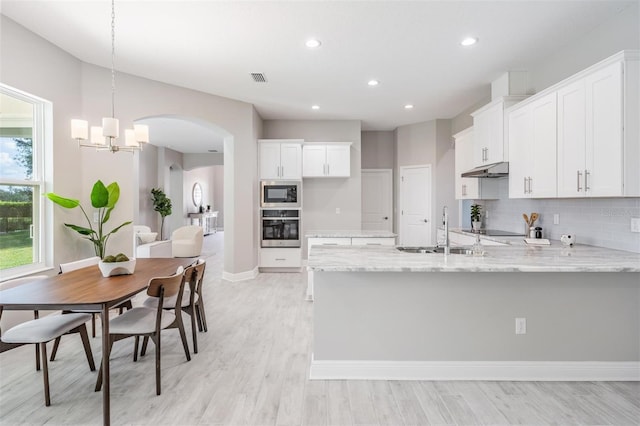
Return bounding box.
[449,4,640,252]
[263,120,362,234]
[395,119,457,244]
[0,16,84,267]
[361,131,395,169]
[2,16,261,275]
[314,271,640,362]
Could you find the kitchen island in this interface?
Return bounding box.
[305,230,396,300]
[308,243,640,381]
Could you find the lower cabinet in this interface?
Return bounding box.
[259,247,302,268]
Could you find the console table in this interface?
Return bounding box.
[188,211,218,235]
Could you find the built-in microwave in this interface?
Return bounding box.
[260,180,301,208]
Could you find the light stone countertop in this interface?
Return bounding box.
[307,243,640,272]
[305,230,397,238]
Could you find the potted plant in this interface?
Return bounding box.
[46,180,131,259]
[151,188,172,240]
[470,203,482,231]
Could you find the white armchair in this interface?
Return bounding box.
[171,225,204,258]
[134,225,171,258]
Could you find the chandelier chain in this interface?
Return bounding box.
[110,0,116,118]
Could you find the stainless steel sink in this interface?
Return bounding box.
[396,246,472,255]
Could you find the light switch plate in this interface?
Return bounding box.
[553,214,560,225]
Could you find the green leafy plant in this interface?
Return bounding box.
[151,188,172,240]
[46,180,131,259]
[470,204,482,223]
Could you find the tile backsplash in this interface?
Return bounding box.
[478,180,640,253]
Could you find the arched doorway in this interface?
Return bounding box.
[133,114,230,251]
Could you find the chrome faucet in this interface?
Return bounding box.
[442,206,450,255]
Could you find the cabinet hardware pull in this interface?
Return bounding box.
[383,216,389,220]
[529,177,532,194]
[423,219,428,223]
[29,224,34,239]
[322,243,338,245]
[585,170,590,191]
[523,177,527,194]
[577,170,583,192]
[275,258,286,261]
[327,164,330,175]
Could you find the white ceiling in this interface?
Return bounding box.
[1,1,635,153]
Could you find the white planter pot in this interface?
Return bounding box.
[472,221,481,231]
[98,258,136,277]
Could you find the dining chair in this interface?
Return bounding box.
[94,267,188,396]
[49,256,134,361]
[141,259,207,353]
[0,276,95,406]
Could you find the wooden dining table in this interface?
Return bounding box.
[0,257,193,426]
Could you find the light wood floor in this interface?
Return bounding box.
[1,231,639,425]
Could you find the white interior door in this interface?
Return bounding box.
[362,169,392,231]
[399,165,432,246]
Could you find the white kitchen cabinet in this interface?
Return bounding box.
[471,96,527,167]
[351,237,395,246]
[302,143,351,177]
[259,247,302,268]
[259,139,303,180]
[508,92,557,198]
[557,60,637,197]
[454,127,498,200]
[437,229,507,247]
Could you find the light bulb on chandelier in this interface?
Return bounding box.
[70,0,148,153]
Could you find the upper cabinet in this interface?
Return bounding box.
[508,92,558,198]
[259,139,303,180]
[302,143,351,178]
[557,60,636,197]
[471,96,528,167]
[454,127,498,200]
[507,50,639,199]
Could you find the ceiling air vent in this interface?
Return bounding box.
[251,72,267,83]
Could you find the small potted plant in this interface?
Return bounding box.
[470,204,482,231]
[151,188,172,240]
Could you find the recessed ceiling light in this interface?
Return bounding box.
[460,37,478,47]
[404,104,414,110]
[368,79,379,86]
[311,105,320,110]
[305,39,321,48]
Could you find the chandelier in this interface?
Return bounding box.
[70,0,148,153]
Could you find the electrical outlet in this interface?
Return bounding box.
[553,214,560,225]
[631,218,640,233]
[335,207,341,214]
[515,318,527,335]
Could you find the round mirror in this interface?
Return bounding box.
[192,182,203,207]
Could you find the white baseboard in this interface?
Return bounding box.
[222,266,259,282]
[309,359,640,381]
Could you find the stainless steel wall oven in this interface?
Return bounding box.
[261,209,301,247]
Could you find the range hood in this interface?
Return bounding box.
[461,162,509,178]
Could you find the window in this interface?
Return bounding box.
[0,84,52,279]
